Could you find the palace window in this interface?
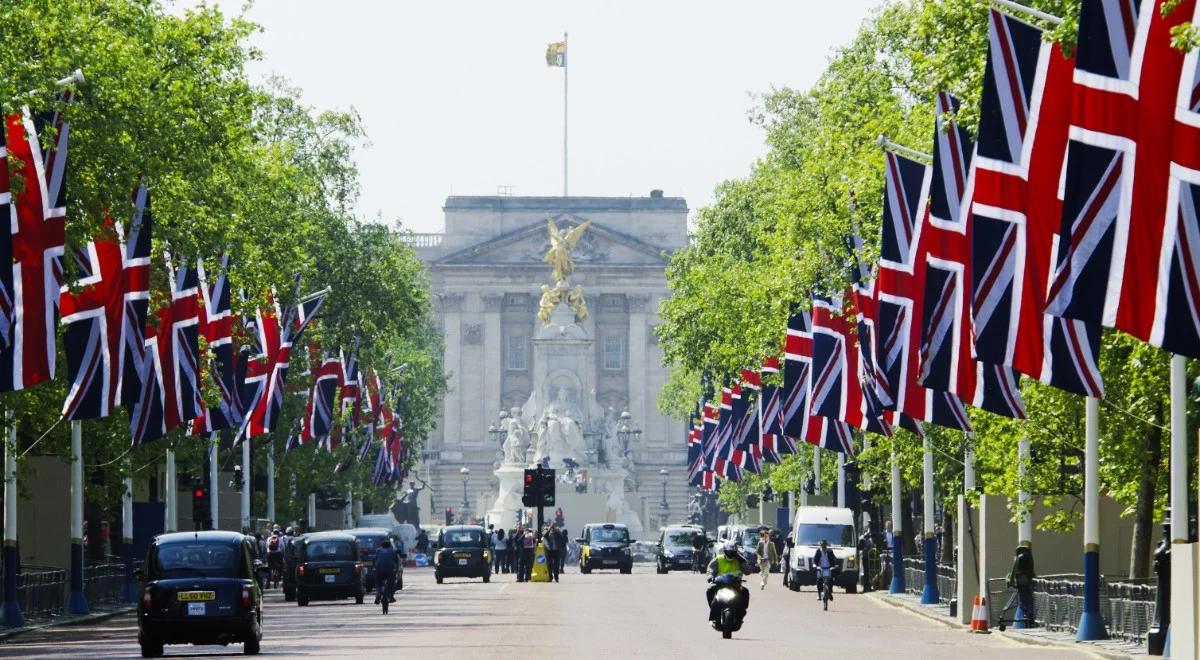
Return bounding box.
[603,335,623,371]
[507,334,527,371]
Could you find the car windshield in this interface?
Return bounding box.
[794,523,855,547]
[154,542,243,579]
[742,529,762,546]
[591,527,628,543]
[353,536,387,556]
[665,531,698,548]
[304,540,355,561]
[442,530,484,547]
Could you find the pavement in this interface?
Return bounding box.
[0,564,1097,659]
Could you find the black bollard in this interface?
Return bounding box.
[1147,521,1171,655]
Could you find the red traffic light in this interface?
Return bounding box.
[194,489,205,499]
[525,474,533,484]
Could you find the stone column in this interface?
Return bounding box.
[627,294,649,449]
[482,293,503,445]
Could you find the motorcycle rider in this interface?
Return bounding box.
[706,539,751,622]
[373,538,399,607]
[813,539,838,601]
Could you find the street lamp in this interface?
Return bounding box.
[616,410,642,458]
[459,466,471,523]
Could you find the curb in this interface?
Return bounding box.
[868,593,1135,660]
[0,604,136,642]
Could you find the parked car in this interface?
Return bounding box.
[783,506,859,593]
[433,525,491,583]
[578,523,634,574]
[136,531,262,658]
[656,525,705,573]
[345,527,404,592]
[293,532,365,606]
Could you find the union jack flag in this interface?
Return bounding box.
[60,188,151,420]
[876,148,973,431]
[919,93,1026,419]
[311,353,345,451]
[130,257,203,444]
[371,441,390,486]
[971,9,1105,397]
[687,409,706,486]
[806,417,855,455]
[236,285,327,444]
[811,291,892,438]
[732,368,762,474]
[758,356,788,464]
[699,400,719,488]
[1,94,72,390]
[190,255,243,433]
[1047,0,1200,358]
[711,385,743,480]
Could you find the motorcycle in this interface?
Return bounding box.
[708,574,748,639]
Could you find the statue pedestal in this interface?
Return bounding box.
[588,466,645,538]
[486,464,528,529]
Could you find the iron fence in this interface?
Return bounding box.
[901,556,955,605]
[987,573,1157,644]
[83,561,128,607]
[7,564,66,621]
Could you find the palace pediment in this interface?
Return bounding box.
[433,215,669,268]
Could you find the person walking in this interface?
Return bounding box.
[555,527,568,578]
[755,528,778,590]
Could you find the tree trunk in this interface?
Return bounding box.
[1129,399,1164,578]
[902,490,918,555]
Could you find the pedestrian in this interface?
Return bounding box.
[514,525,527,581]
[755,528,778,590]
[543,524,560,582]
[491,527,507,573]
[416,528,429,555]
[508,527,520,574]
[555,526,568,578]
[521,528,535,582]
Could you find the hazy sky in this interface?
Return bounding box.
[204,1,883,232]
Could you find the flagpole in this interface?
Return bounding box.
[68,420,88,614]
[563,31,569,197]
[3,409,23,626]
[267,440,276,524]
[241,438,251,532]
[208,433,219,529]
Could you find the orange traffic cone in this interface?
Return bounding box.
[969,595,991,633]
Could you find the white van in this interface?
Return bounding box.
[783,506,858,593]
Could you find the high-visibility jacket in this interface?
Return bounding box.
[716,555,743,578]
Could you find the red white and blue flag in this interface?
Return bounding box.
[1,95,71,391]
[758,356,789,464]
[810,290,891,439]
[1047,0,1200,359]
[191,254,243,433]
[59,188,151,420]
[970,9,1104,397]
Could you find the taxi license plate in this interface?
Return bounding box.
[453,552,471,558]
[319,568,340,574]
[177,591,215,602]
[457,559,468,566]
[324,574,336,583]
[187,602,206,617]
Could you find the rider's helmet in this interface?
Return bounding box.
[723,539,739,557]
[285,526,294,536]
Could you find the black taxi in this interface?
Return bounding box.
[345,527,404,592]
[136,531,262,657]
[578,523,634,574]
[294,532,365,606]
[433,525,491,584]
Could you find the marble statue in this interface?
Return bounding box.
[502,409,527,465]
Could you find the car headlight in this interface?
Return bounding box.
[622,547,632,555]
[662,550,673,558]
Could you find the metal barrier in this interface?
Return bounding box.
[900,557,955,605]
[903,557,924,598]
[84,561,128,607]
[988,573,1157,644]
[936,562,957,606]
[8,564,67,620]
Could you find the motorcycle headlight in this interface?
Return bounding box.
[845,555,856,568]
[483,550,490,560]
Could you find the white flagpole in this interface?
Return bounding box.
[563,31,569,197]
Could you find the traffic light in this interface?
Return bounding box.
[192,479,211,530]
[522,467,556,507]
[444,507,453,525]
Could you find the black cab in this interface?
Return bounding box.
[345,527,405,592]
[294,532,365,606]
[578,523,634,574]
[656,524,706,573]
[433,525,491,584]
[136,531,262,658]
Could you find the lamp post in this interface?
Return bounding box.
[616,410,642,459]
[459,466,471,524]
[659,469,669,526]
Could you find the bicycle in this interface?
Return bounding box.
[376,571,397,615]
[817,567,833,611]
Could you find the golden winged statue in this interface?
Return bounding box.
[543,217,592,283]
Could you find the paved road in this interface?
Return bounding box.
[0,564,1091,659]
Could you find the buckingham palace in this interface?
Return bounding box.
[404,191,693,529]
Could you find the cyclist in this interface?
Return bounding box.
[691,530,708,573]
[266,526,284,588]
[812,539,838,602]
[373,538,399,610]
